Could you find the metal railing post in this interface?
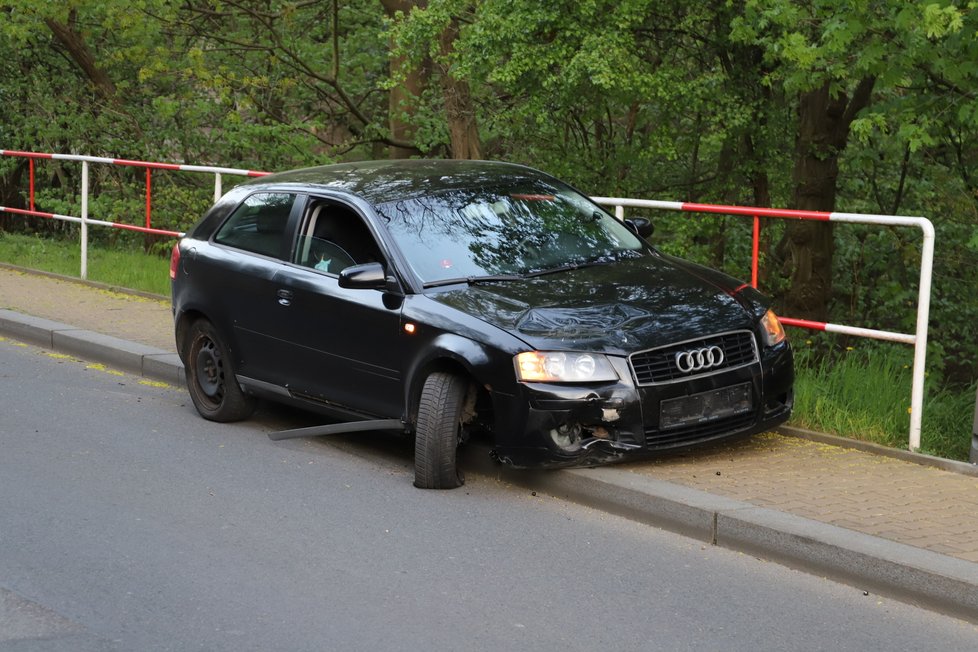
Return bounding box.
[214,173,222,203]
[751,216,760,288]
[29,158,35,211]
[908,220,935,451]
[145,168,152,229]
[80,161,89,280]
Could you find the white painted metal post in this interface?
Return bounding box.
[831,213,935,452]
[80,161,89,280]
[214,173,222,203]
[615,205,624,221]
[908,220,935,451]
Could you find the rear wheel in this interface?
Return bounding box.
[184,319,255,422]
[414,372,466,489]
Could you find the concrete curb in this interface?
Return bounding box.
[3,308,978,623]
[0,309,184,384]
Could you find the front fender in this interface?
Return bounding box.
[402,332,518,425]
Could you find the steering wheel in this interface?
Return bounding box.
[310,238,357,274]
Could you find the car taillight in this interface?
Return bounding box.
[169,244,181,280]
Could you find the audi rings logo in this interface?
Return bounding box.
[674,346,725,373]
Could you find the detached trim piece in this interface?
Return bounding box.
[268,419,406,441]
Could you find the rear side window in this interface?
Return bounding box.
[213,192,296,258]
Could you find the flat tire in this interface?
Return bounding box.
[413,372,466,489]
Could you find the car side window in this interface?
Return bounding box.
[213,192,296,258]
[295,201,384,275]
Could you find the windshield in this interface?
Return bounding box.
[375,182,646,285]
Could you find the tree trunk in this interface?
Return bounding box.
[383,2,480,159]
[382,0,426,159]
[438,20,481,159]
[45,16,117,101]
[441,75,481,159]
[781,77,875,320]
[386,51,427,159]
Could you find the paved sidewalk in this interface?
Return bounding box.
[625,433,978,562]
[0,266,173,351]
[2,265,978,621]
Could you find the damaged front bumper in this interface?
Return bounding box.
[491,344,794,468]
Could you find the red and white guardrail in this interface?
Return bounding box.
[0,149,269,279]
[592,197,935,452]
[0,150,935,451]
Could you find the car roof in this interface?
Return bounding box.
[243,159,559,205]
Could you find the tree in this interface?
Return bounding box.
[383,0,482,158]
[731,0,978,320]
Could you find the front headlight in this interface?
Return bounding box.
[515,351,619,383]
[759,309,787,347]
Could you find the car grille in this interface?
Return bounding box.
[629,330,758,386]
[643,411,757,449]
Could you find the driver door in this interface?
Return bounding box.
[272,198,407,418]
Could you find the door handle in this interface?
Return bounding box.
[277,289,293,306]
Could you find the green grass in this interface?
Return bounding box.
[790,341,975,461]
[0,232,171,296]
[3,231,974,461]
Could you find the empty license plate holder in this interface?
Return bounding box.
[660,383,752,430]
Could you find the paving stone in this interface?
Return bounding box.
[627,432,978,561]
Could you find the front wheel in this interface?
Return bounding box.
[184,319,255,422]
[414,372,466,489]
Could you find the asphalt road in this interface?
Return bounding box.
[2,339,976,651]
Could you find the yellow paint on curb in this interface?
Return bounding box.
[86,362,125,377]
[138,379,172,389]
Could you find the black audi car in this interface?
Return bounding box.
[170,160,793,489]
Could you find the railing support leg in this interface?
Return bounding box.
[908,222,935,452]
[81,162,89,280]
[29,158,35,212]
[145,168,152,229]
[751,215,760,288]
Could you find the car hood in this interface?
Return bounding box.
[426,254,760,355]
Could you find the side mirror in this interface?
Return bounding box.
[338,262,387,290]
[625,217,654,239]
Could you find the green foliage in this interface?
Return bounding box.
[792,340,913,448]
[791,337,973,460]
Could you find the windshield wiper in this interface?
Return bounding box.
[423,274,526,289]
[524,259,611,278]
[422,259,614,288]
